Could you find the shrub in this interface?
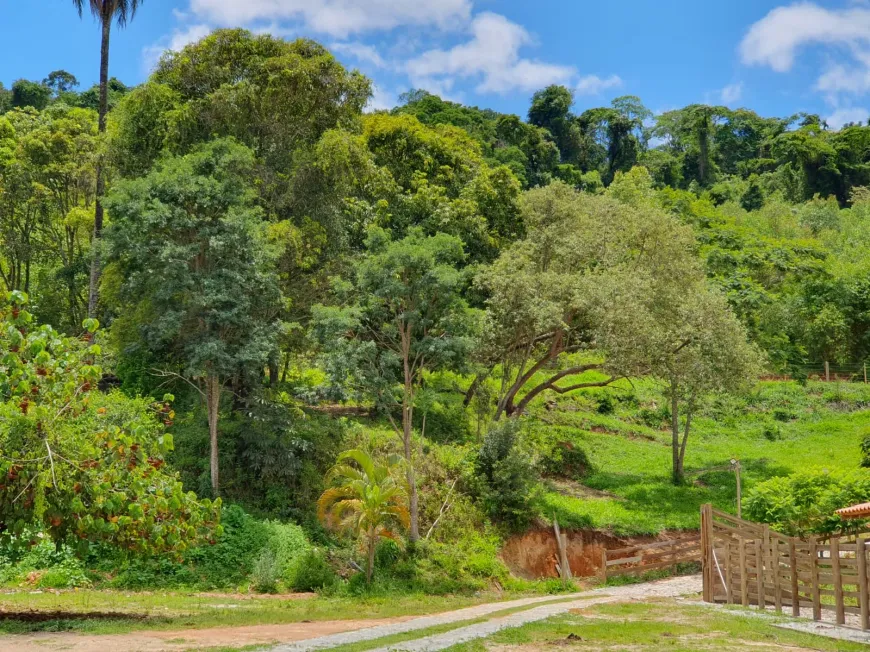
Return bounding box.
[471,421,538,531]
[541,441,593,480]
[291,549,338,592]
[251,549,279,593]
[861,430,870,468]
[744,469,870,536]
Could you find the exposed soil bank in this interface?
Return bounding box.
[501,527,696,579]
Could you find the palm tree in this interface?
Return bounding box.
[72,0,144,317]
[318,449,409,584]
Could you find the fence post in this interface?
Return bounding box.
[858,537,869,631]
[811,539,822,621]
[789,538,800,617]
[740,537,749,607]
[832,537,845,625]
[864,363,867,384]
[755,537,765,609]
[825,360,830,382]
[700,504,711,602]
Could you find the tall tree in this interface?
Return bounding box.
[104,139,281,498]
[72,0,144,318]
[312,228,474,542]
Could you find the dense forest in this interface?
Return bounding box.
[4,28,870,592]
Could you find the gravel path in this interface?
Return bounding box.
[270,575,702,652]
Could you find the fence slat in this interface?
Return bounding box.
[755,538,765,610]
[859,537,869,631]
[811,540,821,621]
[740,537,749,607]
[832,537,845,626]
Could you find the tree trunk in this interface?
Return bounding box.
[366,531,376,584]
[678,395,695,478]
[402,326,420,543]
[87,14,111,318]
[206,375,221,498]
[670,382,683,485]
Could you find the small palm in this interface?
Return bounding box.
[318,450,409,583]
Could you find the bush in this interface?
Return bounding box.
[744,469,870,536]
[471,421,538,531]
[291,549,338,592]
[251,549,279,593]
[541,441,593,480]
[861,430,870,468]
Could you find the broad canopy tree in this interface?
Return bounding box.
[104,139,282,498]
[312,227,475,542]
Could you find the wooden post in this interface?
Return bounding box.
[811,539,821,621]
[773,537,783,613]
[553,519,572,581]
[725,540,733,604]
[864,363,867,384]
[832,537,845,625]
[755,537,765,609]
[825,360,830,382]
[858,537,869,631]
[789,539,800,617]
[740,537,749,607]
[735,461,742,519]
[701,504,711,602]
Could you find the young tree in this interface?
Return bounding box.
[104,139,281,497]
[318,449,409,584]
[71,0,145,317]
[312,228,474,541]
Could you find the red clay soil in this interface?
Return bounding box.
[501,527,695,579]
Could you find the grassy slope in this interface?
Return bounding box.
[523,376,870,535]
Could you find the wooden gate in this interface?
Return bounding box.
[701,504,870,629]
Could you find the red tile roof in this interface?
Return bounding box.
[836,503,870,519]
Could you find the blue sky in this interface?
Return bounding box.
[3,1,870,127]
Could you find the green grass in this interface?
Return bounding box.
[0,589,506,635]
[441,600,870,651]
[526,377,870,535]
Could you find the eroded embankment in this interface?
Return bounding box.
[501,527,696,579]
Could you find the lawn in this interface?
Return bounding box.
[526,377,870,534]
[441,600,870,651]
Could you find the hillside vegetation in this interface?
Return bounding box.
[4,26,870,598]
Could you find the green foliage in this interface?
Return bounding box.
[472,421,538,530]
[0,292,220,555]
[290,549,338,592]
[318,449,409,583]
[744,469,870,536]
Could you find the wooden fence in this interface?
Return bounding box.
[604,535,701,580]
[701,504,870,629]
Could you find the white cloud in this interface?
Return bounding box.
[826,106,870,129]
[575,74,623,96]
[188,0,471,38]
[739,2,870,72]
[366,84,396,112]
[739,2,870,107]
[720,82,744,104]
[142,24,211,71]
[331,42,387,69]
[405,12,575,94]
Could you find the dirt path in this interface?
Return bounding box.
[0,617,413,652]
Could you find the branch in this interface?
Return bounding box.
[426,478,458,540]
[149,368,206,398]
[511,364,614,417]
